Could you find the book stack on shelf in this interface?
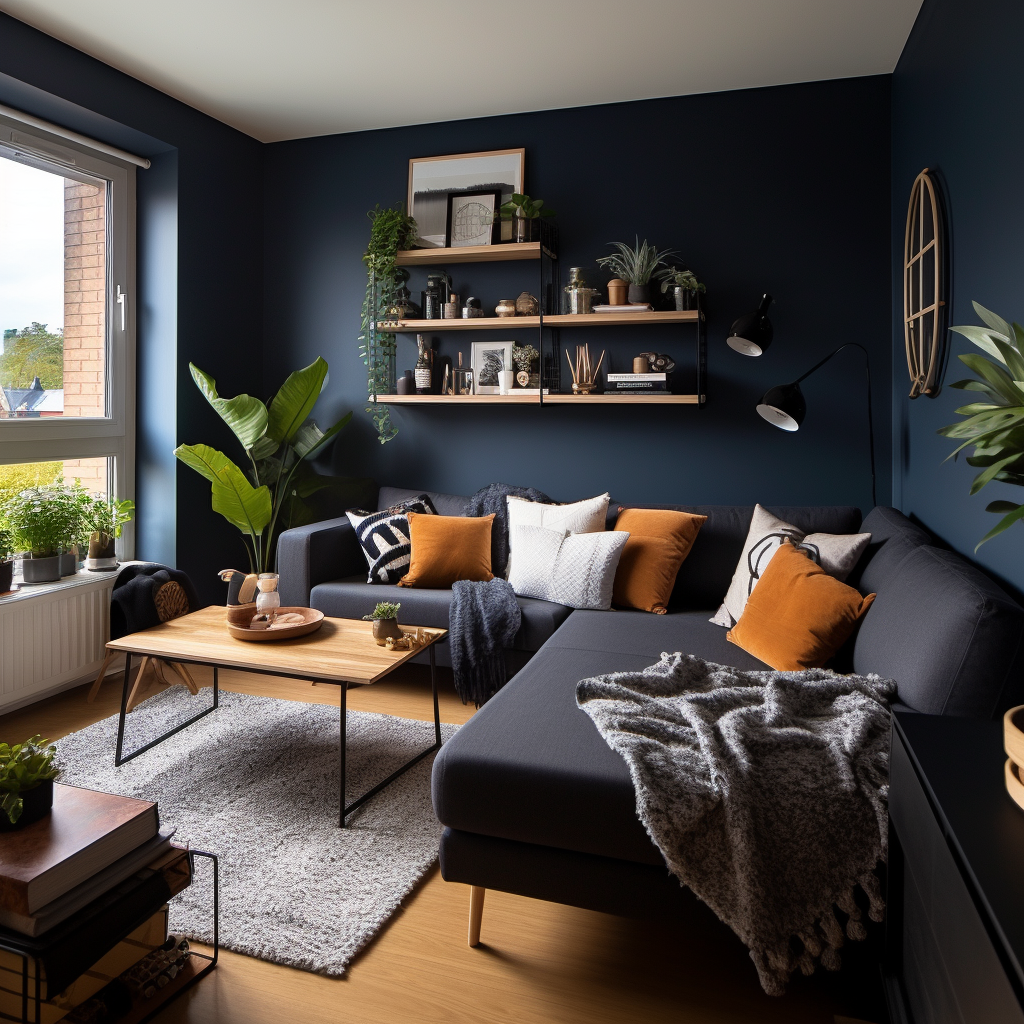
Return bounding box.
[0,784,208,1024]
[604,372,668,394]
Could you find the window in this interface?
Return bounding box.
[0,114,135,556]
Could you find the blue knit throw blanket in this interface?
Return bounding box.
[449,579,522,706]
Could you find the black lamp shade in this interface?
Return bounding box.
[756,382,805,432]
[727,293,774,356]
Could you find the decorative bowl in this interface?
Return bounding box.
[227,606,324,642]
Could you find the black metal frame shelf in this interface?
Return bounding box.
[368,223,706,407]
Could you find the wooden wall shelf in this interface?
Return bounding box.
[394,242,555,265]
[378,310,699,333]
[371,393,701,406]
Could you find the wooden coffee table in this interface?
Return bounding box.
[106,606,448,826]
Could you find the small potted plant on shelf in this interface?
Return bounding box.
[0,735,59,830]
[0,517,13,596]
[2,484,79,583]
[86,495,135,571]
[363,601,403,644]
[656,266,706,311]
[596,238,676,306]
[498,194,555,244]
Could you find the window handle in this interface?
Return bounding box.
[116,285,126,331]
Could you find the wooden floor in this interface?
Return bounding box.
[0,664,883,1024]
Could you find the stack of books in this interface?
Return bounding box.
[0,785,191,1024]
[604,372,669,393]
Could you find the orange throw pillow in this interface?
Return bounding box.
[727,541,875,671]
[398,512,495,589]
[612,508,707,614]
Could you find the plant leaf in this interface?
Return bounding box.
[267,358,329,444]
[970,454,1020,495]
[976,501,1024,550]
[173,444,271,538]
[986,501,1023,513]
[973,301,1014,341]
[293,412,352,460]
[189,364,269,451]
[958,353,1024,405]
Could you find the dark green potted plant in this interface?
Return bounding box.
[0,735,59,830]
[86,496,135,571]
[498,194,555,244]
[363,601,402,642]
[656,266,706,311]
[938,301,1024,549]
[596,238,677,305]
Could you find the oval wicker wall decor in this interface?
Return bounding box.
[904,169,947,398]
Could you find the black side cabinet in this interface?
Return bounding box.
[887,711,1024,1023]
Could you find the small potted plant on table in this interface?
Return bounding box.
[0,735,59,831]
[363,601,403,644]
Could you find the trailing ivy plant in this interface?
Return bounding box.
[359,204,419,444]
[938,301,1024,549]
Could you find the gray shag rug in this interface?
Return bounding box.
[56,687,457,975]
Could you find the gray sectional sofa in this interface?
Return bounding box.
[278,488,1024,931]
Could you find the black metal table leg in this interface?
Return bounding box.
[338,638,447,827]
[114,653,220,767]
[339,682,347,828]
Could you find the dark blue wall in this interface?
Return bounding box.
[264,77,892,514]
[892,0,1024,594]
[0,14,263,602]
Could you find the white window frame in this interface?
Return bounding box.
[0,114,136,558]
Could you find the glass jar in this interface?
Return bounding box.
[255,573,281,624]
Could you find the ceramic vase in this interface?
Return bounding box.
[372,618,403,643]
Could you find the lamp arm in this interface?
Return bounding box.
[792,343,876,508]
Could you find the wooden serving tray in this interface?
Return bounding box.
[227,606,325,642]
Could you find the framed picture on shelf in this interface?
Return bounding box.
[407,149,525,248]
[445,190,501,248]
[471,340,514,395]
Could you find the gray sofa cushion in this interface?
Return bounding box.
[853,545,1024,716]
[431,610,770,866]
[310,577,572,653]
[607,505,862,609]
[378,486,468,517]
[849,505,931,594]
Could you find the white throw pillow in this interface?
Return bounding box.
[710,504,871,627]
[508,525,629,610]
[505,492,610,578]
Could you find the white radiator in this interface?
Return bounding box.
[0,575,116,713]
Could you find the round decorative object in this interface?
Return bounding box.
[495,299,517,318]
[227,606,325,642]
[516,370,530,388]
[515,291,539,316]
[904,169,947,398]
[154,580,190,623]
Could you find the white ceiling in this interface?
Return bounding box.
[0,0,923,143]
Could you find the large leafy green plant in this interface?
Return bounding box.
[358,204,419,444]
[174,358,351,573]
[0,735,58,824]
[938,301,1024,549]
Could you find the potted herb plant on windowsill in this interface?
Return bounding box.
[86,496,134,571]
[0,735,59,830]
[596,238,677,306]
[2,484,78,583]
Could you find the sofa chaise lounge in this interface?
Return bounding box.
[278,488,1024,946]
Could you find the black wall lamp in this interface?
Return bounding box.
[726,294,774,356]
[752,343,876,507]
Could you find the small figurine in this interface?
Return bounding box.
[515,291,540,316]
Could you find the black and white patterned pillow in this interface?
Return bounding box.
[346,495,437,584]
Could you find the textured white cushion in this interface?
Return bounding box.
[711,504,871,627]
[508,525,629,610]
[506,492,609,578]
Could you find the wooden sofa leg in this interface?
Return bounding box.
[468,886,485,947]
[87,651,114,703]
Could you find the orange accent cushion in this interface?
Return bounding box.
[727,542,876,671]
[612,508,708,614]
[398,512,495,589]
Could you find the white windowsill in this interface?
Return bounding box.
[1,564,125,606]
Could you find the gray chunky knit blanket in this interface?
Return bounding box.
[450,579,522,706]
[463,482,552,578]
[576,653,895,996]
